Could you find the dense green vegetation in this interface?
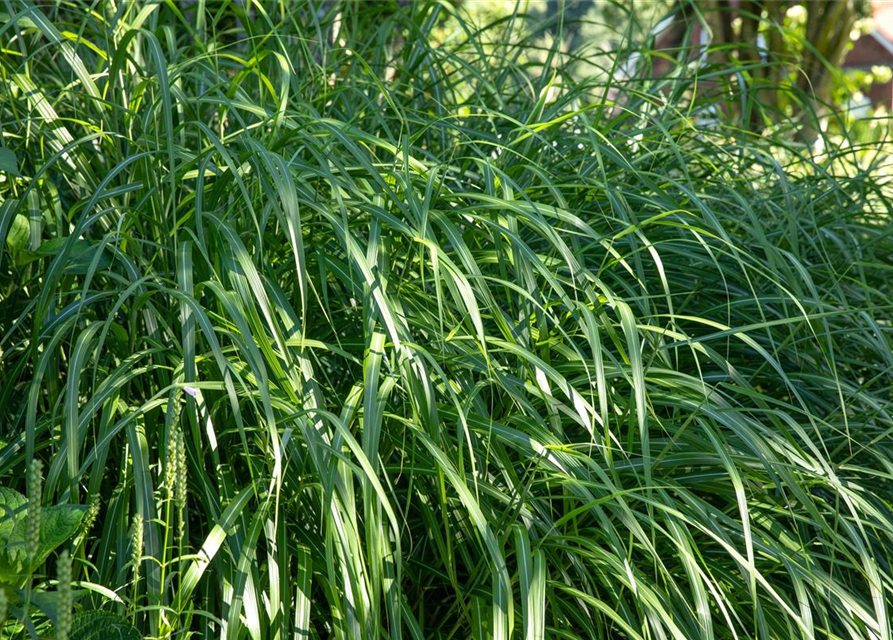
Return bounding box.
[1,1,893,638]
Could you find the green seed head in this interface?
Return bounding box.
[82,494,101,534]
[57,550,72,640]
[171,388,183,425]
[0,588,7,628]
[174,426,188,534]
[164,426,178,494]
[26,459,43,565]
[131,512,144,586]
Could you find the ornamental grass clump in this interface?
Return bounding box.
[1,1,892,639]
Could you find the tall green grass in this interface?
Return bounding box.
[1,1,892,639]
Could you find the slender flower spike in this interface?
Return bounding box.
[57,550,72,640]
[165,389,183,493]
[171,388,183,423]
[166,416,188,535]
[164,427,178,493]
[175,427,188,535]
[131,513,144,588]
[82,494,101,534]
[163,387,190,537]
[27,459,43,566]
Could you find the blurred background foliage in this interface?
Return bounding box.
[436,0,887,132]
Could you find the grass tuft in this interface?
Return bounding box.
[2,1,893,639]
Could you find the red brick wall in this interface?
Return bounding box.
[844,34,893,109]
[867,79,893,109]
[845,35,893,68]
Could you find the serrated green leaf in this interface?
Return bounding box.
[0,488,29,584]
[70,611,142,640]
[38,504,88,561]
[0,488,86,585]
[28,589,88,628]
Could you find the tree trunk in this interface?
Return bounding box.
[692,0,860,131]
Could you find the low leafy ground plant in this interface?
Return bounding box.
[1,1,892,639]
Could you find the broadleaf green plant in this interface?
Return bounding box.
[0,487,85,587]
[69,611,142,640]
